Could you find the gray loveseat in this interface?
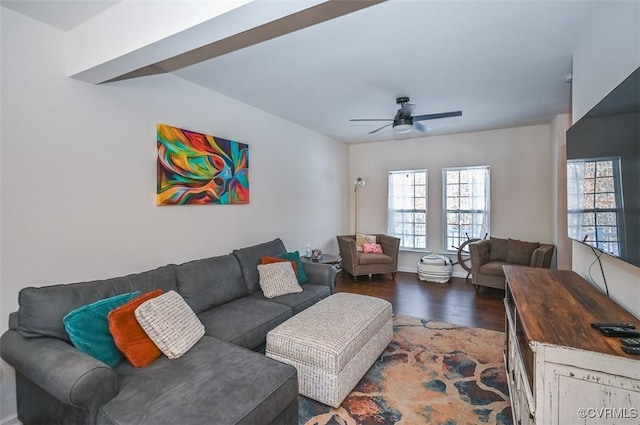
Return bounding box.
[1,238,336,425]
[469,237,555,291]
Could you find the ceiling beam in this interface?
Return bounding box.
[69,0,384,84]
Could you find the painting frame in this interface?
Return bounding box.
[156,124,249,205]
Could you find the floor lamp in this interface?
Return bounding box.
[354,177,365,234]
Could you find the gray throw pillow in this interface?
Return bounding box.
[488,237,508,262]
[506,239,540,265]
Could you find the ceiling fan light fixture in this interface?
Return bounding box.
[393,124,413,133]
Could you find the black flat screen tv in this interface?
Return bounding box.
[566,66,640,268]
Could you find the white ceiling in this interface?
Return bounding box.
[2,1,614,143]
[1,0,119,31]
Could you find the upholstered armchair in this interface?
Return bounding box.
[469,237,555,292]
[337,234,400,281]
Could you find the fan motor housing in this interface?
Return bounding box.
[393,116,413,126]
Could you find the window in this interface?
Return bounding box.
[443,166,490,251]
[567,158,623,256]
[387,170,427,250]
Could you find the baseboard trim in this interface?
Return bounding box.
[0,414,21,425]
[397,267,418,273]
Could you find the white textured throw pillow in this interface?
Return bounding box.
[257,262,303,299]
[356,233,377,252]
[135,290,204,359]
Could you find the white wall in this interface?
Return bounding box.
[349,124,553,274]
[0,8,348,421]
[571,2,640,317]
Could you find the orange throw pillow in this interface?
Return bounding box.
[108,289,163,367]
[261,256,297,275]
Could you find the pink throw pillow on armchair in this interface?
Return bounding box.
[362,243,383,254]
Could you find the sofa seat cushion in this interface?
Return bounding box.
[175,255,247,314]
[250,283,331,315]
[98,336,297,425]
[197,298,291,350]
[358,252,393,265]
[478,261,509,277]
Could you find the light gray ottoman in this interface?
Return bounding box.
[265,293,392,407]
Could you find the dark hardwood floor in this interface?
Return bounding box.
[334,271,506,332]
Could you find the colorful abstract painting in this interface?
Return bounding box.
[157,124,249,205]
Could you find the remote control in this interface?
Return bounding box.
[621,346,640,355]
[620,338,640,347]
[591,322,636,330]
[599,327,640,337]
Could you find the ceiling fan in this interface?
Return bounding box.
[350,97,462,135]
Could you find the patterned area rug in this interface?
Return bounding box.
[298,315,513,425]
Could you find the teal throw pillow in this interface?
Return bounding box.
[277,251,308,284]
[63,291,141,367]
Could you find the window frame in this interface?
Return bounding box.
[442,165,490,253]
[387,169,428,252]
[567,157,624,257]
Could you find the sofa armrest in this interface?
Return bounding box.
[302,261,337,294]
[469,239,490,276]
[530,244,555,268]
[0,330,117,410]
[337,235,358,274]
[377,234,400,268]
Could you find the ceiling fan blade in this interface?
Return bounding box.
[350,118,393,122]
[413,111,462,121]
[414,121,428,132]
[368,123,392,134]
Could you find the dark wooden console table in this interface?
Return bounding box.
[503,266,640,425]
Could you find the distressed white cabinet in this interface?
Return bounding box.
[504,266,640,425]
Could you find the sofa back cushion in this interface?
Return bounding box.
[506,238,540,265]
[175,254,247,314]
[233,238,287,293]
[17,264,177,341]
[488,237,508,262]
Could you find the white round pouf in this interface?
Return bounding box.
[418,254,452,283]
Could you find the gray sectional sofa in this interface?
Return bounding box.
[1,238,336,425]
